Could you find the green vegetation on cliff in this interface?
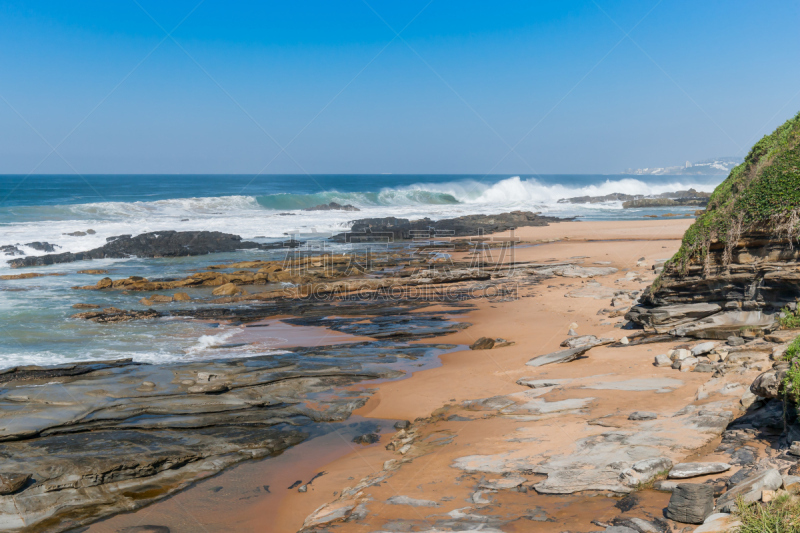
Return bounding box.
[665,111,800,277]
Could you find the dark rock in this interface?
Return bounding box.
[0,473,30,495]
[352,433,380,445]
[394,420,410,430]
[8,231,265,268]
[664,483,714,524]
[331,211,571,242]
[614,493,640,512]
[622,197,709,209]
[304,202,360,212]
[1,244,25,256]
[71,307,161,323]
[469,337,495,350]
[750,369,786,399]
[25,242,59,252]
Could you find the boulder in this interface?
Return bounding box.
[669,349,692,362]
[653,354,671,367]
[619,457,673,488]
[172,292,191,301]
[679,357,699,372]
[212,283,242,297]
[665,483,714,524]
[691,342,717,356]
[0,473,30,495]
[352,433,380,445]
[783,475,800,493]
[750,369,786,399]
[470,337,495,350]
[668,462,731,479]
[715,468,782,512]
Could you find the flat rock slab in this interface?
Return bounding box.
[526,345,592,367]
[452,398,738,495]
[386,495,439,507]
[581,377,684,393]
[516,378,570,389]
[668,462,731,479]
[693,513,741,533]
[629,411,658,421]
[565,282,617,299]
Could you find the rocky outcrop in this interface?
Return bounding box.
[558,189,710,206]
[627,113,800,336]
[1,242,59,256]
[8,231,298,268]
[71,307,160,323]
[0,302,464,532]
[622,197,709,208]
[331,211,571,242]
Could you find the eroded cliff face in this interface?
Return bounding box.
[628,112,800,338]
[642,233,800,310]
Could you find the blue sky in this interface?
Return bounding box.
[0,0,798,174]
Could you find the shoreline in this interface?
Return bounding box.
[83,218,722,532]
[5,216,795,532]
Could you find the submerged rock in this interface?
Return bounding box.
[8,231,278,268]
[304,202,359,211]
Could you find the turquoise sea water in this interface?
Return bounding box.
[0,173,723,368]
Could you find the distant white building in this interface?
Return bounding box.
[685,161,692,168]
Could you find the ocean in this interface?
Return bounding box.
[0,173,723,368]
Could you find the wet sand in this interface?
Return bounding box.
[86,218,763,532]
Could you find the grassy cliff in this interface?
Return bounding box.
[664,111,800,278]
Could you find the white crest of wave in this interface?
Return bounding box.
[186,328,242,355]
[403,176,718,206]
[69,195,261,218]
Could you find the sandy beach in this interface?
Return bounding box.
[78,217,767,532]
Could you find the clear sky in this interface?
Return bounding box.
[1,0,798,174]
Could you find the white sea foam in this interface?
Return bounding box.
[185,328,242,355]
[0,176,723,262]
